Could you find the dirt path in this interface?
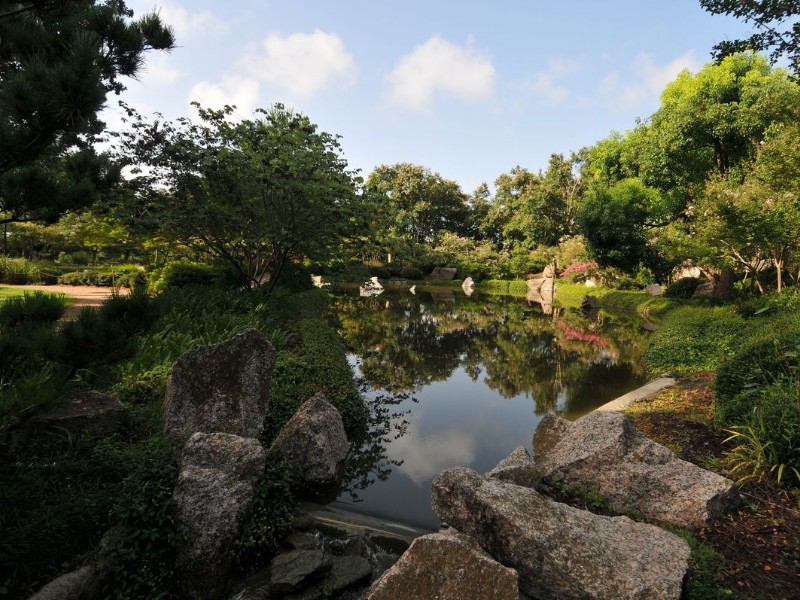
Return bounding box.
[1,284,127,319]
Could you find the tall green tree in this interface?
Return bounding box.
[0,1,174,224]
[366,163,469,259]
[701,0,800,76]
[119,104,365,292]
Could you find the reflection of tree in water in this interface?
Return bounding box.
[327,289,650,418]
[339,374,417,501]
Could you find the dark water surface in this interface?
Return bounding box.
[326,286,650,529]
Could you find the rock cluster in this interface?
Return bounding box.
[533,411,741,528]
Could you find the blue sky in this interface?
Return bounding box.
[115,0,753,193]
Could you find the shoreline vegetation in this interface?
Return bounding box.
[1,276,798,597]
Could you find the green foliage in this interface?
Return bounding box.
[724,388,800,487]
[99,288,157,337]
[715,316,800,423]
[0,257,42,284]
[99,438,181,600]
[578,178,665,274]
[147,260,233,294]
[673,530,733,599]
[58,264,143,287]
[400,266,424,280]
[234,456,297,568]
[119,103,365,293]
[645,306,743,374]
[701,0,800,76]
[55,307,133,372]
[0,291,66,330]
[665,277,705,299]
[0,1,174,224]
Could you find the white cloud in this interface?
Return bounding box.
[187,75,260,117]
[386,35,495,113]
[528,72,570,105]
[389,428,477,484]
[240,30,357,98]
[156,2,229,39]
[600,50,700,108]
[139,54,181,86]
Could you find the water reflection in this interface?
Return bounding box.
[327,287,650,528]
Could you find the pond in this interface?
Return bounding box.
[325,285,652,530]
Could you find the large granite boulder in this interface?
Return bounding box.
[367,530,519,600]
[172,432,266,600]
[692,281,714,299]
[269,393,349,490]
[28,564,107,600]
[485,446,541,488]
[163,328,276,441]
[432,467,690,600]
[533,411,741,528]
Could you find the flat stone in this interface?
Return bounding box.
[367,530,519,600]
[31,391,126,438]
[326,555,373,595]
[270,549,331,594]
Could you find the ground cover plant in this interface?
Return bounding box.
[0,283,364,598]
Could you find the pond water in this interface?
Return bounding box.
[325,285,651,529]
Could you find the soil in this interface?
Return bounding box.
[542,375,800,600]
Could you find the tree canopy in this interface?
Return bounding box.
[0,0,174,224]
[118,104,365,292]
[701,0,800,76]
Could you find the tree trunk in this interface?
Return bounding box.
[713,267,735,302]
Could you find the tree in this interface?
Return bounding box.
[118,104,365,292]
[577,178,665,274]
[701,0,800,76]
[0,1,174,224]
[366,163,469,260]
[691,122,800,293]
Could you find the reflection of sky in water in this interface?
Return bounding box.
[335,365,542,529]
[330,290,647,529]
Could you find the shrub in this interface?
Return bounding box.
[99,288,157,336]
[665,277,704,299]
[715,320,800,424]
[368,265,391,279]
[55,308,132,370]
[0,291,67,330]
[59,264,142,287]
[0,257,41,284]
[400,266,424,280]
[147,260,221,293]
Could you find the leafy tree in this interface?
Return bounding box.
[366,163,469,259]
[701,0,800,76]
[0,1,174,224]
[577,178,665,274]
[118,104,365,292]
[691,122,800,293]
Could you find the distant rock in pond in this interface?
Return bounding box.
[427,267,457,280]
[461,277,475,296]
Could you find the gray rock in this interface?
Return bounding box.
[28,564,106,600]
[287,531,320,550]
[533,411,741,528]
[646,283,664,296]
[173,432,266,600]
[485,446,541,488]
[367,530,519,600]
[269,393,349,489]
[427,267,457,280]
[326,555,373,595]
[270,549,331,594]
[692,281,714,298]
[461,277,475,295]
[431,467,690,600]
[30,391,126,438]
[163,328,276,441]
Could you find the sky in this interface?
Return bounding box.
[111,0,754,194]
